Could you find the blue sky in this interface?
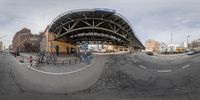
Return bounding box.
[0,0,200,47]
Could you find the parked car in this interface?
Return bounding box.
[193,50,200,53]
[187,50,195,55]
[145,51,153,55]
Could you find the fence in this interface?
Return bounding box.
[13,52,94,67]
[35,53,83,66]
[36,52,94,66]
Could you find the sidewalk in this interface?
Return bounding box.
[17,53,89,73]
[33,62,87,73]
[93,51,130,55]
[153,53,187,58]
[20,53,79,61]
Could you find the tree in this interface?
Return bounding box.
[190,40,200,49]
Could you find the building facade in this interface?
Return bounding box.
[40,26,79,55]
[160,42,186,53]
[12,28,40,52]
[145,39,160,52]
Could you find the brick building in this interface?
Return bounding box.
[12,28,40,52]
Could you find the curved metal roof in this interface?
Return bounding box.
[49,8,144,49]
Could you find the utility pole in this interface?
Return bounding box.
[187,35,190,49]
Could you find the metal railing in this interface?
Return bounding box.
[35,52,94,66]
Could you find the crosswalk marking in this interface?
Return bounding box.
[139,65,147,69]
[157,70,172,72]
[182,64,190,69]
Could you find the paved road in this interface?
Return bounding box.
[126,53,200,99]
[0,52,128,100]
[0,52,24,94]
[132,52,198,71]
[1,51,200,100]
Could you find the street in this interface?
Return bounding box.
[76,52,200,100]
[1,1,200,100]
[0,51,23,94]
[0,51,200,100]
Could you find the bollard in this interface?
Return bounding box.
[62,61,64,66]
[29,56,33,67]
[54,61,56,65]
[69,60,71,65]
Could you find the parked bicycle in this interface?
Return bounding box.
[36,52,45,64]
[36,52,57,65]
[45,53,57,65]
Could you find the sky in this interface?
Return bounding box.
[0,0,200,48]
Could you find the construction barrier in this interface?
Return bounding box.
[29,56,33,67]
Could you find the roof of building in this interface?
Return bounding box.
[17,28,31,33]
[48,8,144,49]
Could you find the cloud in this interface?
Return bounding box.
[0,0,200,47]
